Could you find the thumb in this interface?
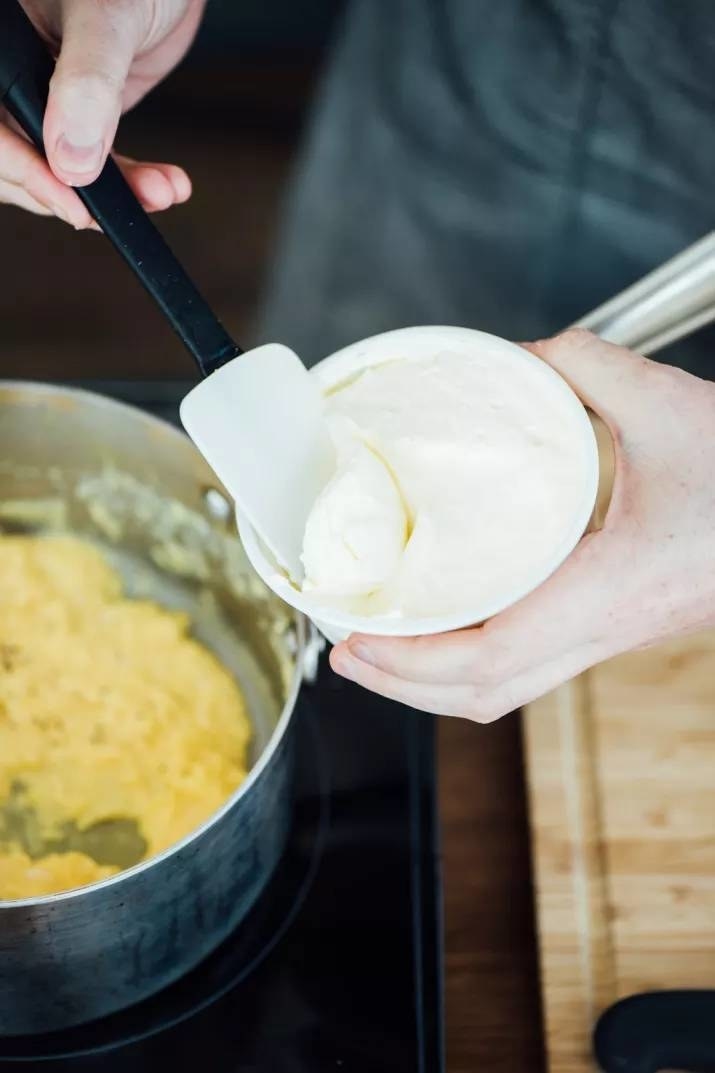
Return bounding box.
[522,327,649,429]
[43,0,144,186]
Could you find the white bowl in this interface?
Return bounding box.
[236,326,599,644]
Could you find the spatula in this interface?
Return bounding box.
[0,0,333,581]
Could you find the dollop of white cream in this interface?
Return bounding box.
[300,350,588,620]
[301,441,408,597]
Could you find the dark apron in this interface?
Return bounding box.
[257,0,715,377]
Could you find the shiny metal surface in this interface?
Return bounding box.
[0,382,304,1035]
[576,230,715,356]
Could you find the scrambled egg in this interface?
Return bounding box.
[0,850,117,901]
[0,534,252,900]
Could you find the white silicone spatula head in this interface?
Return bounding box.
[180,344,335,582]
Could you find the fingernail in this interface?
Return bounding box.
[54,134,103,178]
[348,640,375,665]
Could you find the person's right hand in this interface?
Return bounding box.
[0,0,206,228]
[331,330,715,720]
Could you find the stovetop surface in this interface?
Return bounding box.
[0,381,444,1073]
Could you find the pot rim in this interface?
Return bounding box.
[0,380,305,910]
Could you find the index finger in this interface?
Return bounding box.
[336,528,614,686]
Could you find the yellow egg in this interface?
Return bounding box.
[0,534,252,900]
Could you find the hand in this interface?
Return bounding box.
[330,329,715,720]
[0,0,205,227]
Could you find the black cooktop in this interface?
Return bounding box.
[0,381,444,1073]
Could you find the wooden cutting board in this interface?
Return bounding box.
[524,629,715,1073]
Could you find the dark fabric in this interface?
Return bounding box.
[257,0,715,377]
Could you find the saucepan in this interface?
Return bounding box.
[0,381,321,1036]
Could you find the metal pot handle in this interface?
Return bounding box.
[574,230,715,357]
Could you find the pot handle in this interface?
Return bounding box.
[0,0,239,377]
[575,231,715,357]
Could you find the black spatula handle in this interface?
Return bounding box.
[0,0,240,377]
[594,991,715,1073]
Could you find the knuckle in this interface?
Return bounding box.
[461,677,514,723]
[462,684,495,724]
[89,0,151,43]
[552,327,598,350]
[647,360,688,390]
[90,0,141,19]
[58,69,122,103]
[472,700,508,724]
[463,703,497,725]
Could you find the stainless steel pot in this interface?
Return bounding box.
[0,381,318,1036]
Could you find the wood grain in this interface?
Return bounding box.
[524,632,715,1073]
[439,714,546,1072]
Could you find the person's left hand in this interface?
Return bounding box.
[0,0,204,227]
[329,330,715,720]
